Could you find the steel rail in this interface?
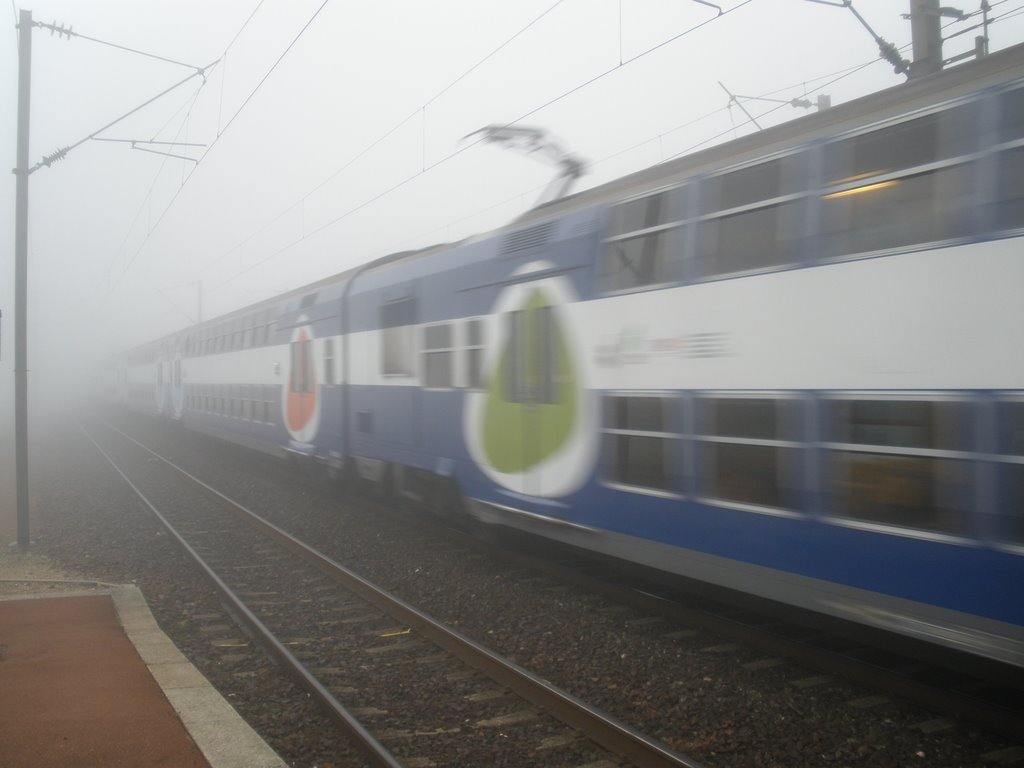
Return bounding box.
[82,425,404,768]
[103,422,703,768]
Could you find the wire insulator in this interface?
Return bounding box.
[42,147,70,167]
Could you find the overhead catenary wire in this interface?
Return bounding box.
[111,0,318,287]
[207,0,758,293]
[367,49,905,262]
[109,81,209,284]
[207,0,569,277]
[209,0,330,144]
[224,0,267,52]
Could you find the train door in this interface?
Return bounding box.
[506,304,555,497]
[485,278,577,498]
[284,316,320,445]
[155,353,165,415]
[171,345,184,418]
[465,263,596,502]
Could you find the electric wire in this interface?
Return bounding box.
[994,4,1024,23]
[665,52,886,161]
[30,20,205,71]
[112,0,317,288]
[373,50,901,260]
[210,0,330,143]
[206,0,757,293]
[361,7,1009,263]
[224,0,266,52]
[108,82,208,285]
[207,0,568,277]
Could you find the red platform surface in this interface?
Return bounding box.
[0,594,209,767]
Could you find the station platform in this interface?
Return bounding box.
[0,558,286,768]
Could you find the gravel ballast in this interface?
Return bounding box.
[30,412,1024,767]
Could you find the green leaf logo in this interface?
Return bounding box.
[482,288,577,473]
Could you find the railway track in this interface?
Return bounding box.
[83,420,701,768]
[328,492,1024,749]
[74,411,1024,766]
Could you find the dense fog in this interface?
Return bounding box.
[3,1,1024,541]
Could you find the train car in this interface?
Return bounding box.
[109,43,1024,668]
[170,277,350,473]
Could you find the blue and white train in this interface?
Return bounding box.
[107,43,1024,668]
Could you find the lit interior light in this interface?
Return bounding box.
[823,180,900,200]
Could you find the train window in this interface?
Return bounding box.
[820,162,974,257]
[610,189,681,235]
[323,339,335,385]
[694,200,802,278]
[422,324,454,389]
[505,310,524,402]
[827,453,968,535]
[993,401,1024,544]
[1004,465,1024,544]
[380,297,416,377]
[695,396,799,510]
[999,401,1024,455]
[381,326,414,376]
[290,336,314,393]
[465,318,485,389]
[242,327,253,349]
[503,307,559,404]
[826,113,941,183]
[704,155,801,212]
[601,188,684,293]
[826,398,969,451]
[259,387,271,424]
[998,87,1024,142]
[825,398,970,535]
[700,397,798,441]
[602,395,680,493]
[994,147,1024,230]
[600,231,678,292]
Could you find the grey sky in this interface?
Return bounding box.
[2,0,1023,397]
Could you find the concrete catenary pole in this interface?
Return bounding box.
[13,9,32,550]
[910,0,943,78]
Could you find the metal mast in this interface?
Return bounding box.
[13,9,32,549]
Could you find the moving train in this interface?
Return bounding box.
[106,43,1024,669]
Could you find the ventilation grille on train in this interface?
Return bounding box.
[501,222,554,256]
